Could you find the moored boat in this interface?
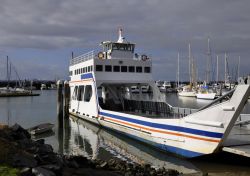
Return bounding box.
[28,123,54,135]
[68,29,250,158]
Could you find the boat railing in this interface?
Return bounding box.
[70,50,95,66]
[171,107,198,118]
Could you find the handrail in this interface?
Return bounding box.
[198,89,235,112]
[70,50,95,66]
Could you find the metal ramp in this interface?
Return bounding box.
[223,126,250,157]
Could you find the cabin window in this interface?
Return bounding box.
[121,66,127,72]
[136,66,142,73]
[90,66,93,72]
[84,85,92,102]
[87,66,90,72]
[84,67,86,73]
[113,65,120,72]
[144,67,151,73]
[105,65,112,72]
[96,65,103,71]
[72,86,78,100]
[129,66,135,72]
[77,85,85,101]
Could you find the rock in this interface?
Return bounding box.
[38,144,53,154]
[100,161,108,169]
[20,167,32,176]
[67,160,79,168]
[41,164,61,175]
[36,139,45,145]
[32,167,56,176]
[11,123,31,139]
[13,152,37,168]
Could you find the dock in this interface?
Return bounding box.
[0,92,40,97]
[223,126,250,157]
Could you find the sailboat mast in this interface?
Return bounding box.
[188,43,191,85]
[6,56,9,90]
[177,52,180,88]
[224,53,227,85]
[216,55,219,83]
[206,37,211,84]
[237,56,240,79]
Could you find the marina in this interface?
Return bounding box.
[1,1,250,175]
[1,90,250,175]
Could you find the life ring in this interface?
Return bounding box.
[141,55,147,61]
[98,52,104,59]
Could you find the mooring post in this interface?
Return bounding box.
[57,80,64,120]
[64,80,70,118]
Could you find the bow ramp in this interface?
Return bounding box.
[184,84,250,155]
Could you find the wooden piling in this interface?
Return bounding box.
[57,80,64,120]
[64,80,70,118]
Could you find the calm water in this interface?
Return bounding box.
[1,90,250,175]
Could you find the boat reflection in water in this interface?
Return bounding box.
[56,114,250,175]
[60,115,200,174]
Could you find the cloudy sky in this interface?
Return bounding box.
[0,0,249,81]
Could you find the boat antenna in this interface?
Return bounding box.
[117,28,125,43]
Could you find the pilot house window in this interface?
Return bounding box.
[136,66,142,73]
[113,66,120,72]
[128,66,135,72]
[105,65,112,72]
[96,65,103,71]
[144,67,151,73]
[121,66,127,72]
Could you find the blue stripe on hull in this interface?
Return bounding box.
[100,111,223,139]
[70,112,204,158]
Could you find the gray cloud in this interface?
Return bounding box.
[0,0,249,80]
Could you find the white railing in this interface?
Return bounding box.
[171,107,198,118]
[70,50,95,66]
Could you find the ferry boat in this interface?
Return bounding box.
[68,29,250,158]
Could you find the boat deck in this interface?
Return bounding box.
[223,126,250,157]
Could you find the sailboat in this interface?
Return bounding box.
[0,56,39,97]
[196,38,216,100]
[178,44,196,97]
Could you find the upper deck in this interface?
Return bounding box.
[69,29,153,84]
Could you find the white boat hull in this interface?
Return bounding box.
[196,93,216,100]
[178,91,196,97]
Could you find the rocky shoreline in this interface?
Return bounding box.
[0,124,181,176]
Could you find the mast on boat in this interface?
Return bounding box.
[216,55,219,84]
[237,56,240,79]
[177,52,180,88]
[188,43,191,86]
[206,37,212,84]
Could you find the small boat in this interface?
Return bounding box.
[28,123,54,135]
[178,85,196,97]
[196,84,216,100]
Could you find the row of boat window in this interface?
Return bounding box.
[96,65,151,73]
[72,85,93,102]
[69,65,151,76]
[71,66,93,76]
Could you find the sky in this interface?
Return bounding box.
[0,0,250,81]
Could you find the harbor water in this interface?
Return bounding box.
[0,90,250,175]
